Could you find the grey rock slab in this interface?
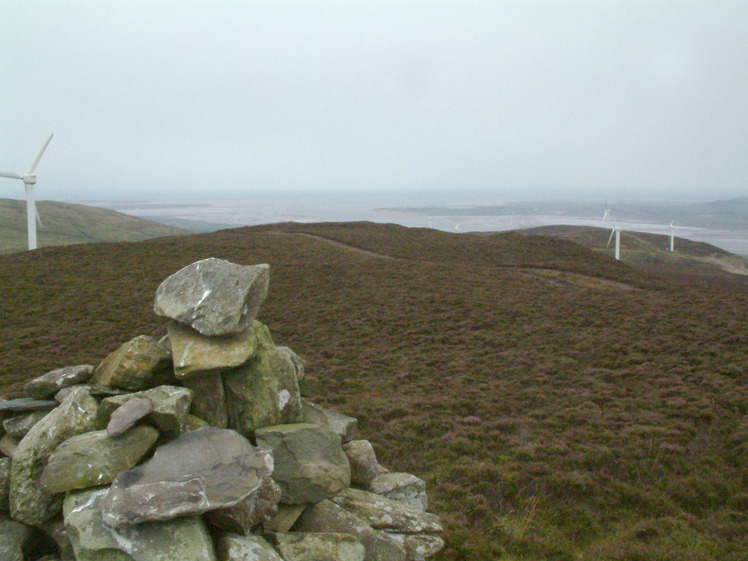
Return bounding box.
[302,400,358,442]
[0,398,58,413]
[277,346,305,381]
[224,324,303,437]
[271,532,365,561]
[98,385,193,436]
[216,534,282,561]
[0,434,19,459]
[3,410,49,438]
[207,474,281,534]
[106,397,154,437]
[255,423,350,504]
[91,335,173,391]
[182,372,228,428]
[40,426,159,493]
[168,321,257,378]
[297,499,407,561]
[369,472,428,512]
[25,365,94,399]
[10,387,98,525]
[344,440,385,488]
[262,504,307,533]
[154,259,270,336]
[64,487,217,561]
[102,427,271,527]
[54,384,127,403]
[0,517,32,561]
[331,488,442,535]
[0,457,10,511]
[388,534,446,561]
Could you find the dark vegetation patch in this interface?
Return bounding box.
[1,222,746,560]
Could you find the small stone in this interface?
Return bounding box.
[263,504,307,533]
[102,427,271,527]
[106,397,154,436]
[277,346,305,381]
[154,259,270,336]
[216,534,283,561]
[344,440,384,488]
[25,365,94,399]
[98,385,193,436]
[369,473,428,511]
[255,423,351,504]
[3,411,49,438]
[91,335,173,391]
[271,532,365,561]
[302,400,358,442]
[168,321,257,378]
[40,426,159,493]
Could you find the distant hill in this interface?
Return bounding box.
[0,198,192,253]
[0,222,745,560]
[519,224,748,288]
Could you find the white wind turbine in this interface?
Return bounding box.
[668,220,675,252]
[606,215,621,260]
[602,201,611,223]
[0,134,54,250]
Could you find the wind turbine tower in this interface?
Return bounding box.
[0,134,54,250]
[668,220,675,252]
[606,217,621,260]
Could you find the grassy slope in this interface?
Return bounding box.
[0,198,191,253]
[0,223,745,560]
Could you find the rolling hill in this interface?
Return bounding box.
[0,198,191,253]
[0,222,745,560]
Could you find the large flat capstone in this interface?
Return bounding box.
[154,258,270,336]
[102,427,271,527]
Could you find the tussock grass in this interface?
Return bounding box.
[0,222,745,560]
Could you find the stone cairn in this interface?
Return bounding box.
[0,258,444,561]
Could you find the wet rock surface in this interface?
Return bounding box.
[0,259,443,561]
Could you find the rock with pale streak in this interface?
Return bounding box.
[255,423,350,504]
[168,321,257,378]
[102,427,271,527]
[296,499,407,561]
[154,259,270,336]
[63,487,217,561]
[9,387,98,525]
[40,426,159,493]
[369,472,428,512]
[271,532,365,561]
[98,385,192,436]
[25,365,94,399]
[216,534,283,561]
[330,488,442,535]
[106,397,154,437]
[91,335,173,391]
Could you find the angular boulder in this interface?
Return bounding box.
[10,387,98,525]
[182,373,228,428]
[271,532,365,561]
[389,534,446,561]
[302,400,358,442]
[106,396,154,437]
[207,474,281,534]
[331,489,442,534]
[91,335,172,391]
[168,320,257,378]
[369,473,428,512]
[98,385,193,436]
[3,410,49,438]
[40,425,159,493]
[25,365,94,399]
[216,534,283,561]
[154,259,269,336]
[255,423,350,504]
[64,487,217,561]
[102,427,271,527]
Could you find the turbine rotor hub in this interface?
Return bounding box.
[22,174,37,184]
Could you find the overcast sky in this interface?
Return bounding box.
[1,1,747,203]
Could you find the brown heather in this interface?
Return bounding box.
[0,222,746,560]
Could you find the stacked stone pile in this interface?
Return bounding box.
[0,258,444,561]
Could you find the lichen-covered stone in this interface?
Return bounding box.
[154,259,269,336]
[25,365,94,399]
[40,426,159,493]
[64,487,217,561]
[331,488,442,534]
[98,385,193,436]
[271,532,365,561]
[344,440,386,488]
[369,472,428,511]
[0,458,10,511]
[2,410,48,438]
[302,400,358,442]
[91,335,172,391]
[388,534,445,561]
[255,423,350,504]
[297,500,407,561]
[102,427,271,527]
[182,373,228,428]
[263,504,307,533]
[10,387,98,525]
[207,474,281,534]
[0,517,32,561]
[168,321,257,378]
[0,434,19,459]
[216,534,282,561]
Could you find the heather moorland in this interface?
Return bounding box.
[0,222,745,560]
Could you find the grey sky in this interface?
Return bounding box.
[1,0,747,203]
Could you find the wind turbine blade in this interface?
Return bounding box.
[35,207,44,229]
[0,171,23,180]
[26,133,54,174]
[606,228,615,248]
